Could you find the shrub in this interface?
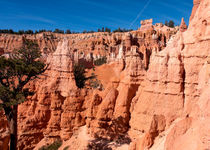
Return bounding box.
[53,29,64,34]
[165,20,175,28]
[89,73,103,90]
[65,29,71,34]
[39,140,62,150]
[168,20,175,28]
[63,146,69,150]
[73,64,103,89]
[94,57,107,66]
[112,28,133,33]
[73,64,87,88]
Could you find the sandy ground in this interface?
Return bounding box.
[58,125,130,150]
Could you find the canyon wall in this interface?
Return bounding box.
[130,0,210,149]
[0,0,209,149]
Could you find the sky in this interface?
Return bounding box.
[0,0,193,32]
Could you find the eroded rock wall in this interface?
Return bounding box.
[130,0,210,149]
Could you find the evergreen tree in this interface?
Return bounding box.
[168,20,175,28]
[25,30,34,34]
[39,29,47,33]
[165,20,175,28]
[8,29,14,34]
[105,27,111,33]
[54,29,64,34]
[65,29,71,34]
[165,20,169,26]
[17,30,24,35]
[73,64,87,88]
[101,27,104,32]
[0,39,47,150]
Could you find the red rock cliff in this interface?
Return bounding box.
[130,0,210,149]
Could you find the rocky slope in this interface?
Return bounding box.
[0,0,209,149]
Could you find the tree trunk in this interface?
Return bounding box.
[4,105,17,150]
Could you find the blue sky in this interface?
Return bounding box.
[0,0,193,32]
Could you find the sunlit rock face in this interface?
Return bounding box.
[130,0,210,149]
[0,29,175,149]
[0,0,209,149]
[139,19,154,31]
[180,18,188,32]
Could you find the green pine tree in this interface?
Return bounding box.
[0,39,47,150]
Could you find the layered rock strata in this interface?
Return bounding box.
[130,0,210,149]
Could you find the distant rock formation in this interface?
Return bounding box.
[139,19,154,31]
[180,18,188,32]
[0,24,176,70]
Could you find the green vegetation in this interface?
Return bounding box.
[0,29,52,34]
[65,29,71,34]
[0,29,73,34]
[97,27,132,33]
[94,56,107,66]
[82,30,95,33]
[39,140,62,150]
[73,64,88,89]
[165,20,175,28]
[63,146,69,150]
[113,27,133,33]
[97,27,111,33]
[0,39,47,150]
[0,27,133,35]
[89,73,103,90]
[105,27,111,33]
[53,29,64,34]
[73,65,103,90]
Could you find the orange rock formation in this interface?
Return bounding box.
[0,0,209,149]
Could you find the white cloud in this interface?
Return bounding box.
[15,15,55,24]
